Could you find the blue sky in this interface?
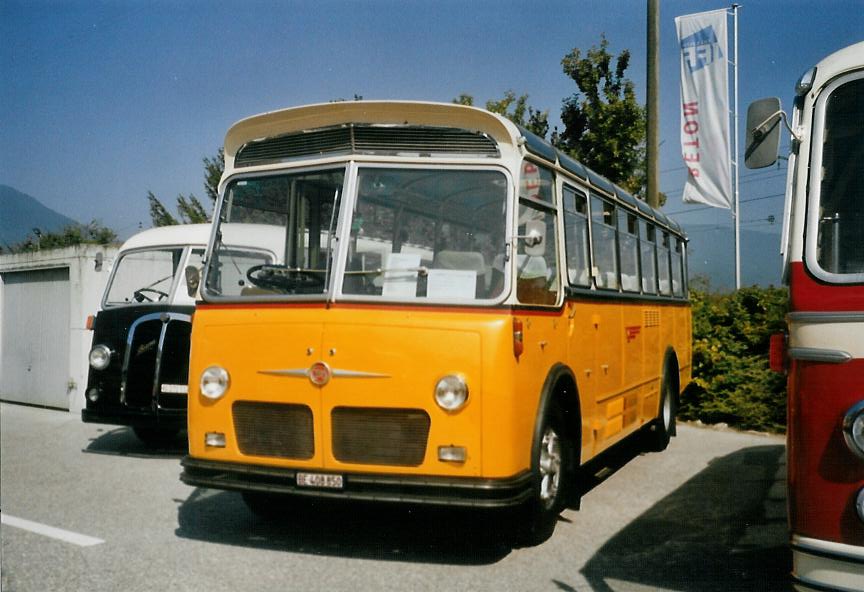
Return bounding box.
[2,0,862,244]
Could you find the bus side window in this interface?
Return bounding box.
[640,219,657,294]
[591,195,619,290]
[619,212,640,292]
[671,237,685,297]
[657,231,672,296]
[563,186,591,287]
[516,203,559,305]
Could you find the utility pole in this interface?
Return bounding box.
[646,0,660,208]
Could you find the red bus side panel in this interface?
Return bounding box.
[788,358,864,545]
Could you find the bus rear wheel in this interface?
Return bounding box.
[644,366,677,452]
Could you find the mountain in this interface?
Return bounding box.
[0,185,78,248]
[685,223,783,290]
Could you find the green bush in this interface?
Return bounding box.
[680,284,789,433]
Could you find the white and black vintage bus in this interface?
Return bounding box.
[82,224,280,445]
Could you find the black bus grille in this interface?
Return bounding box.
[235,124,500,167]
[233,402,315,459]
[122,314,191,410]
[332,407,430,467]
[124,320,162,408]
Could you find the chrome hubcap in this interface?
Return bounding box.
[538,427,562,506]
[662,387,673,429]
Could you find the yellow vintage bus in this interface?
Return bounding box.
[180,101,691,543]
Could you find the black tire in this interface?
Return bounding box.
[644,365,677,452]
[515,401,573,546]
[132,426,179,448]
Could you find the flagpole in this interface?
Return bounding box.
[732,3,741,289]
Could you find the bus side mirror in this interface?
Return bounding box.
[185,266,200,298]
[745,97,783,169]
[518,220,546,257]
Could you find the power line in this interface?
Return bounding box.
[664,192,785,216]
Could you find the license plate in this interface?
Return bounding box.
[296,472,343,489]
[160,384,188,394]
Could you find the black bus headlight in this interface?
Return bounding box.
[842,401,864,460]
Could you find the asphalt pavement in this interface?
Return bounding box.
[0,402,791,591]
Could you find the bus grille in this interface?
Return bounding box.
[331,407,430,467]
[233,402,314,459]
[235,124,500,167]
[123,319,162,407]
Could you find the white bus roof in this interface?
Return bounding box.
[810,41,864,91]
[223,100,519,160]
[118,223,283,256]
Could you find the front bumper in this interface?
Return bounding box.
[792,535,864,592]
[180,456,532,508]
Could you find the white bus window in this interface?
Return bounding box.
[640,219,657,294]
[619,212,640,293]
[519,161,555,204]
[657,231,672,296]
[591,195,618,290]
[671,237,685,297]
[563,186,590,287]
[814,76,864,277]
[105,248,183,306]
[343,168,508,301]
[516,204,559,305]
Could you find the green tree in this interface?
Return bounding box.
[8,221,117,253]
[147,148,223,226]
[558,35,646,196]
[453,91,549,139]
[147,191,179,227]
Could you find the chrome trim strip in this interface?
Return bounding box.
[789,312,864,324]
[792,535,864,563]
[257,368,390,379]
[120,312,192,407]
[331,370,390,379]
[257,369,309,377]
[789,347,853,363]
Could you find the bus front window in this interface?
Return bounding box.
[342,168,508,301]
[105,248,184,305]
[206,169,344,298]
[816,76,864,276]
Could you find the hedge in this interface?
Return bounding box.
[679,284,789,433]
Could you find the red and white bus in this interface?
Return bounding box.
[747,41,864,592]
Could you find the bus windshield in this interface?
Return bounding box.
[105,248,183,305]
[206,166,509,302]
[815,76,864,277]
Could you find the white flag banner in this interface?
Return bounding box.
[675,9,732,209]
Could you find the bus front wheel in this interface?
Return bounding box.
[516,401,573,546]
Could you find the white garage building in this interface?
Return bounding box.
[0,244,118,413]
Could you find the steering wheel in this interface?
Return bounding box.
[246,265,323,293]
[133,287,169,302]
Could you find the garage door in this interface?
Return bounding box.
[1,267,71,409]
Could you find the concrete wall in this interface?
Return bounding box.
[0,244,119,412]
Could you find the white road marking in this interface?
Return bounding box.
[1,514,104,547]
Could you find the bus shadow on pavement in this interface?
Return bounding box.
[574,443,791,592]
[174,487,513,565]
[81,427,187,459]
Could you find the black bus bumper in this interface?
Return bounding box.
[180,456,533,509]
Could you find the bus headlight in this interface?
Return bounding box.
[856,488,864,523]
[434,375,468,412]
[842,401,864,460]
[88,345,112,370]
[200,366,230,400]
